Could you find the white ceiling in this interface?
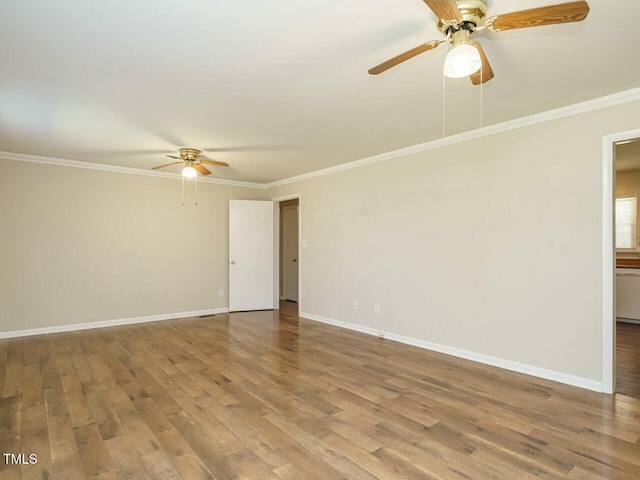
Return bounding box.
[1,0,640,183]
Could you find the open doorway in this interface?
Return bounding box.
[603,130,640,394]
[614,139,640,398]
[275,197,300,314]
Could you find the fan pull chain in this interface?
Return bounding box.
[181,176,185,207]
[442,69,446,138]
[195,174,198,206]
[480,61,483,128]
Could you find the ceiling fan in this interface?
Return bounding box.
[368,0,590,83]
[152,148,229,177]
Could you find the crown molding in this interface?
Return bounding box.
[3,87,640,190]
[264,86,640,189]
[0,151,266,189]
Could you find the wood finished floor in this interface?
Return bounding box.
[2,303,640,479]
[617,321,640,399]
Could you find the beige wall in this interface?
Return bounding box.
[267,99,640,384]
[0,159,263,333]
[616,168,640,257]
[3,98,640,386]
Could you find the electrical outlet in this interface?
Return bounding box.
[353,301,359,311]
[218,290,224,298]
[374,304,381,316]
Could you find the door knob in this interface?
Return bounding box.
[293,259,297,263]
[230,260,236,265]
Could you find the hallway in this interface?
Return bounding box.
[617,321,640,398]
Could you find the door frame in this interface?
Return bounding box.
[272,193,302,310]
[602,128,640,394]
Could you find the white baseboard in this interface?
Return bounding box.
[300,311,602,393]
[0,308,229,339]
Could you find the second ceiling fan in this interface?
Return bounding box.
[369,0,590,84]
[152,148,229,177]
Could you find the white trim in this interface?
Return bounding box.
[273,203,281,308]
[265,87,640,188]
[301,312,381,337]
[300,311,602,393]
[271,193,303,202]
[296,197,303,312]
[601,128,640,394]
[0,151,265,189]
[0,307,229,339]
[602,135,615,394]
[3,88,640,191]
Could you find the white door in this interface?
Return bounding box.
[282,206,299,302]
[229,200,275,312]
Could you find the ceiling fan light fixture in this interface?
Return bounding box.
[444,43,481,78]
[182,165,197,178]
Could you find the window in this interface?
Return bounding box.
[616,196,637,250]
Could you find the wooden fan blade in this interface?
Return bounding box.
[200,159,230,167]
[166,155,182,160]
[152,161,182,170]
[486,1,589,32]
[470,42,494,85]
[194,164,211,176]
[423,0,462,22]
[369,40,443,75]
